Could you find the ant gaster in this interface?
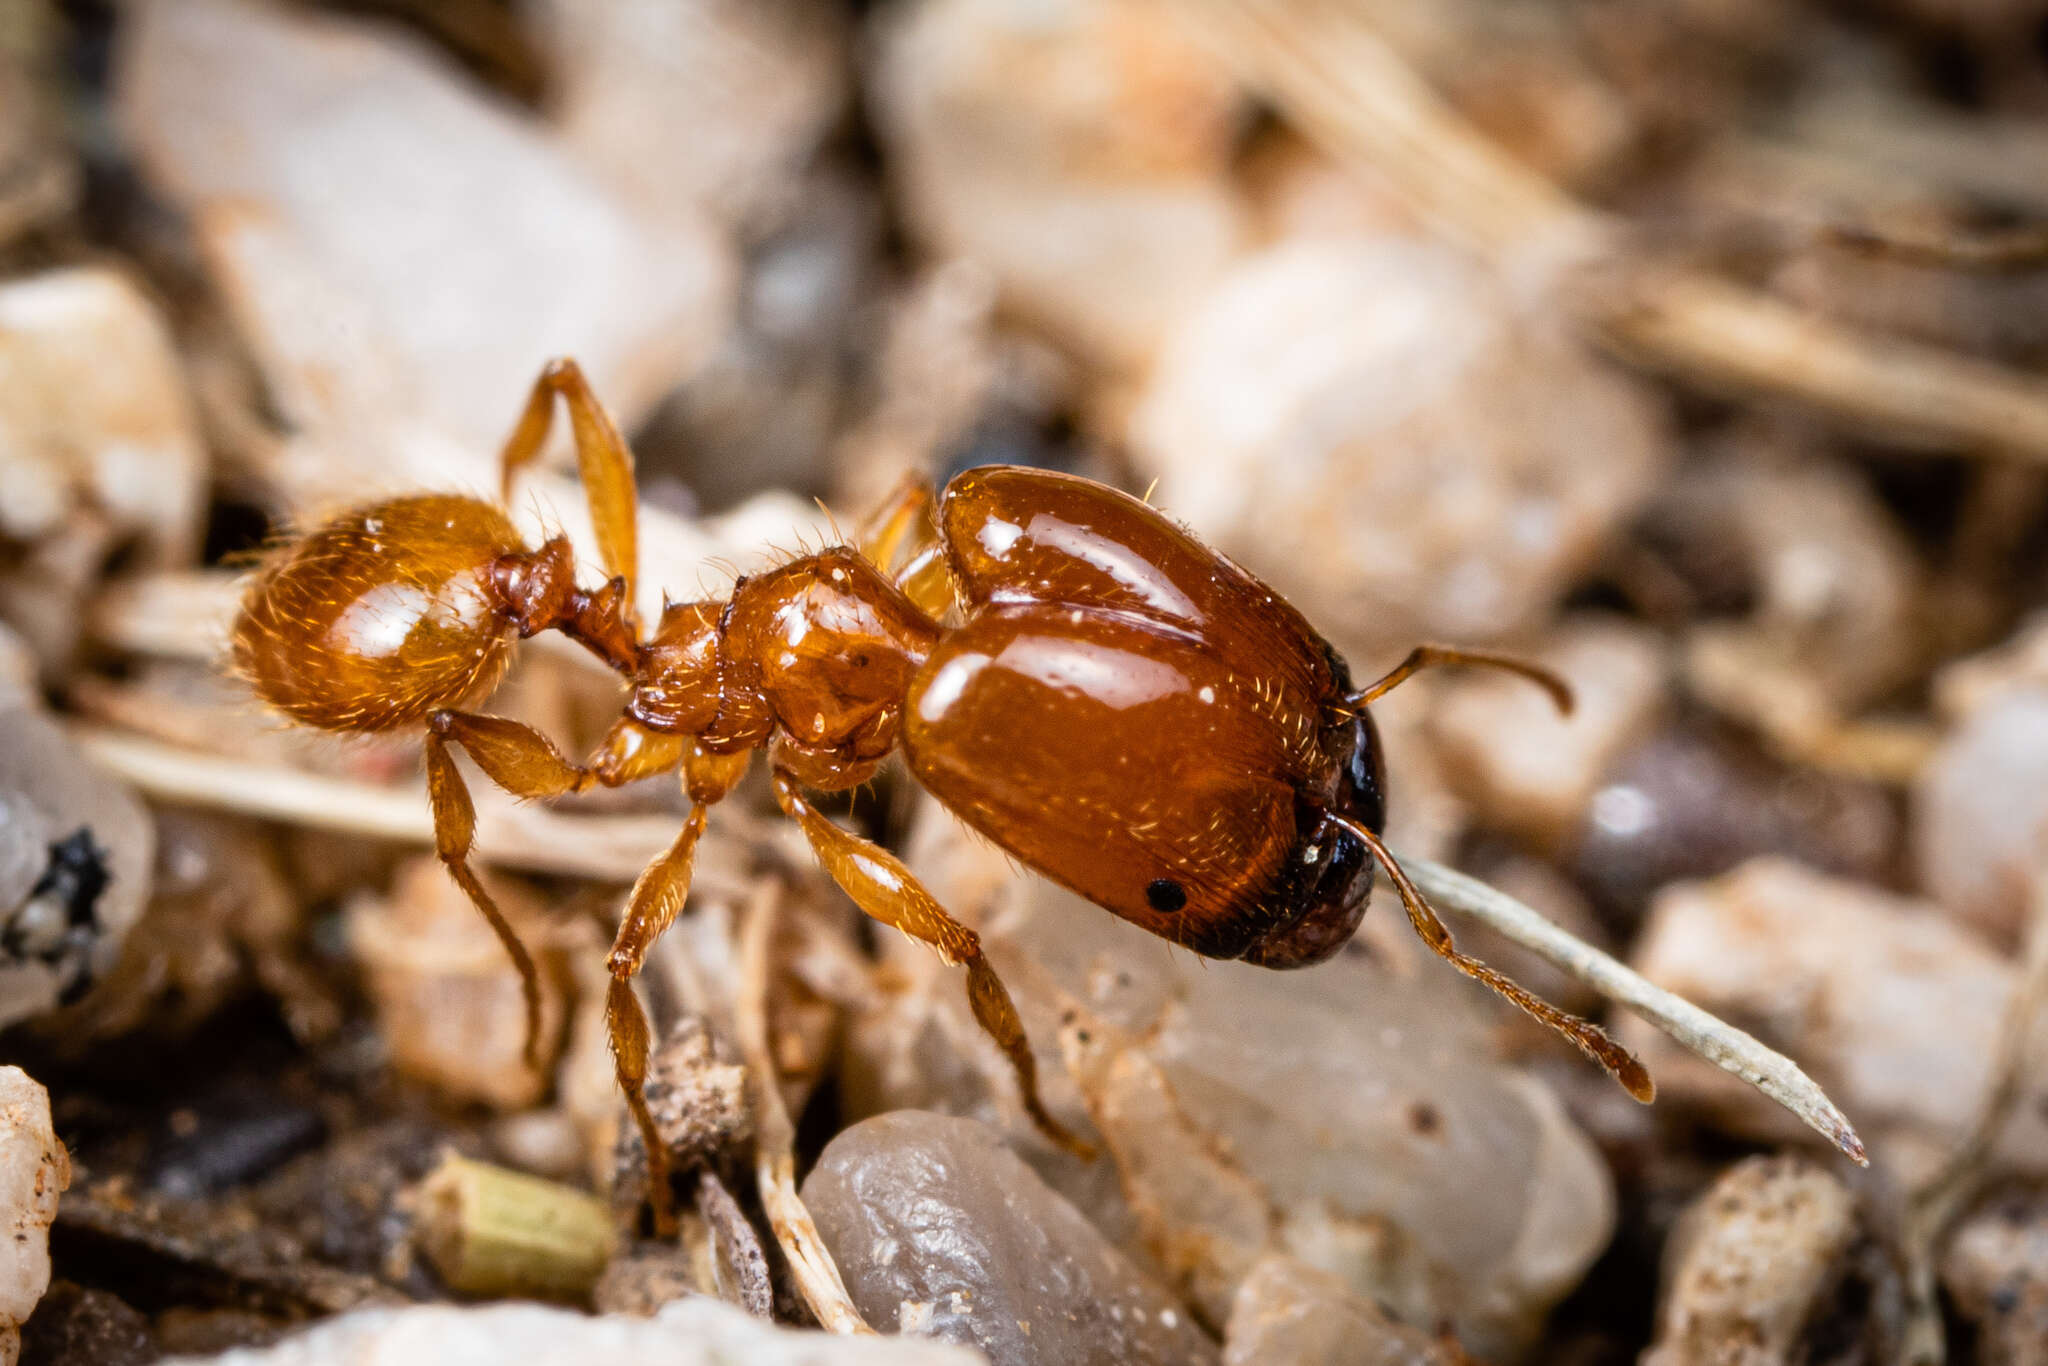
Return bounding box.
[235,359,1653,1230]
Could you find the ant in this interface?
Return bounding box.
[235,359,1652,1230]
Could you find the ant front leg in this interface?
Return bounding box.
[498,358,641,611]
[605,741,752,1235]
[856,473,935,573]
[770,766,1093,1159]
[423,711,597,1070]
[855,475,953,620]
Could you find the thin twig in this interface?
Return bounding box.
[734,881,874,1336]
[1403,852,1868,1165]
[1177,0,2048,463]
[67,724,752,890]
[1897,865,2048,1366]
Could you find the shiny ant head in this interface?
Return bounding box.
[1239,707,1387,969]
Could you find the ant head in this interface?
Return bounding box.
[1239,707,1387,969]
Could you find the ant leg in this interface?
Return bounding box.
[892,543,957,621]
[497,358,639,609]
[770,767,1094,1158]
[851,477,955,618]
[1334,814,1655,1103]
[855,474,936,574]
[423,710,598,1070]
[1348,645,1574,715]
[606,742,752,1235]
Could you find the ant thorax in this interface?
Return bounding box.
[630,548,938,772]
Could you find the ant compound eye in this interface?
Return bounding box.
[1145,878,1187,913]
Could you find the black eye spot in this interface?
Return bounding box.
[1146,879,1187,913]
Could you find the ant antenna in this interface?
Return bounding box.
[1329,813,1654,1103]
[1344,645,1575,714]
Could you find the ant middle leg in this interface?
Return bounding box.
[604,742,752,1235]
[769,765,1092,1159]
[497,357,640,608]
[1348,644,1575,714]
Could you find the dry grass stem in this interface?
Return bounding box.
[1179,0,2048,463]
[87,569,241,660]
[734,881,874,1336]
[68,723,752,889]
[1404,852,1869,1165]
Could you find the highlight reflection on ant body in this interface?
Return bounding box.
[234,359,1651,1228]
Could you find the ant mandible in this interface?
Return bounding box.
[235,359,1652,1230]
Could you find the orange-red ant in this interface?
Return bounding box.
[234,359,1651,1229]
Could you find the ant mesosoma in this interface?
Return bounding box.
[235,359,1651,1230]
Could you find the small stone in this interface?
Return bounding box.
[1131,236,1668,650]
[0,1068,69,1366]
[1625,858,2048,1181]
[0,267,206,568]
[861,806,1616,1359]
[535,0,849,230]
[592,1241,702,1319]
[869,0,1245,371]
[608,1017,752,1221]
[1430,615,1668,849]
[0,708,154,1029]
[1645,442,1923,714]
[1222,1254,1455,1366]
[156,1297,982,1364]
[1642,1156,1869,1366]
[115,0,733,499]
[1915,689,2048,949]
[1570,724,1897,930]
[802,1110,1218,1366]
[17,1282,157,1366]
[346,858,570,1110]
[1942,1190,2048,1366]
[1932,613,2048,723]
[45,809,336,1047]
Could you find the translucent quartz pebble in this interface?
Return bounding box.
[1627,857,2048,1182]
[159,1298,981,1365]
[1915,689,2048,949]
[1222,1254,1456,1366]
[802,1110,1218,1366]
[1131,236,1667,649]
[854,813,1618,1360]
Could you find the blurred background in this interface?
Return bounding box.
[6,0,2048,1362]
